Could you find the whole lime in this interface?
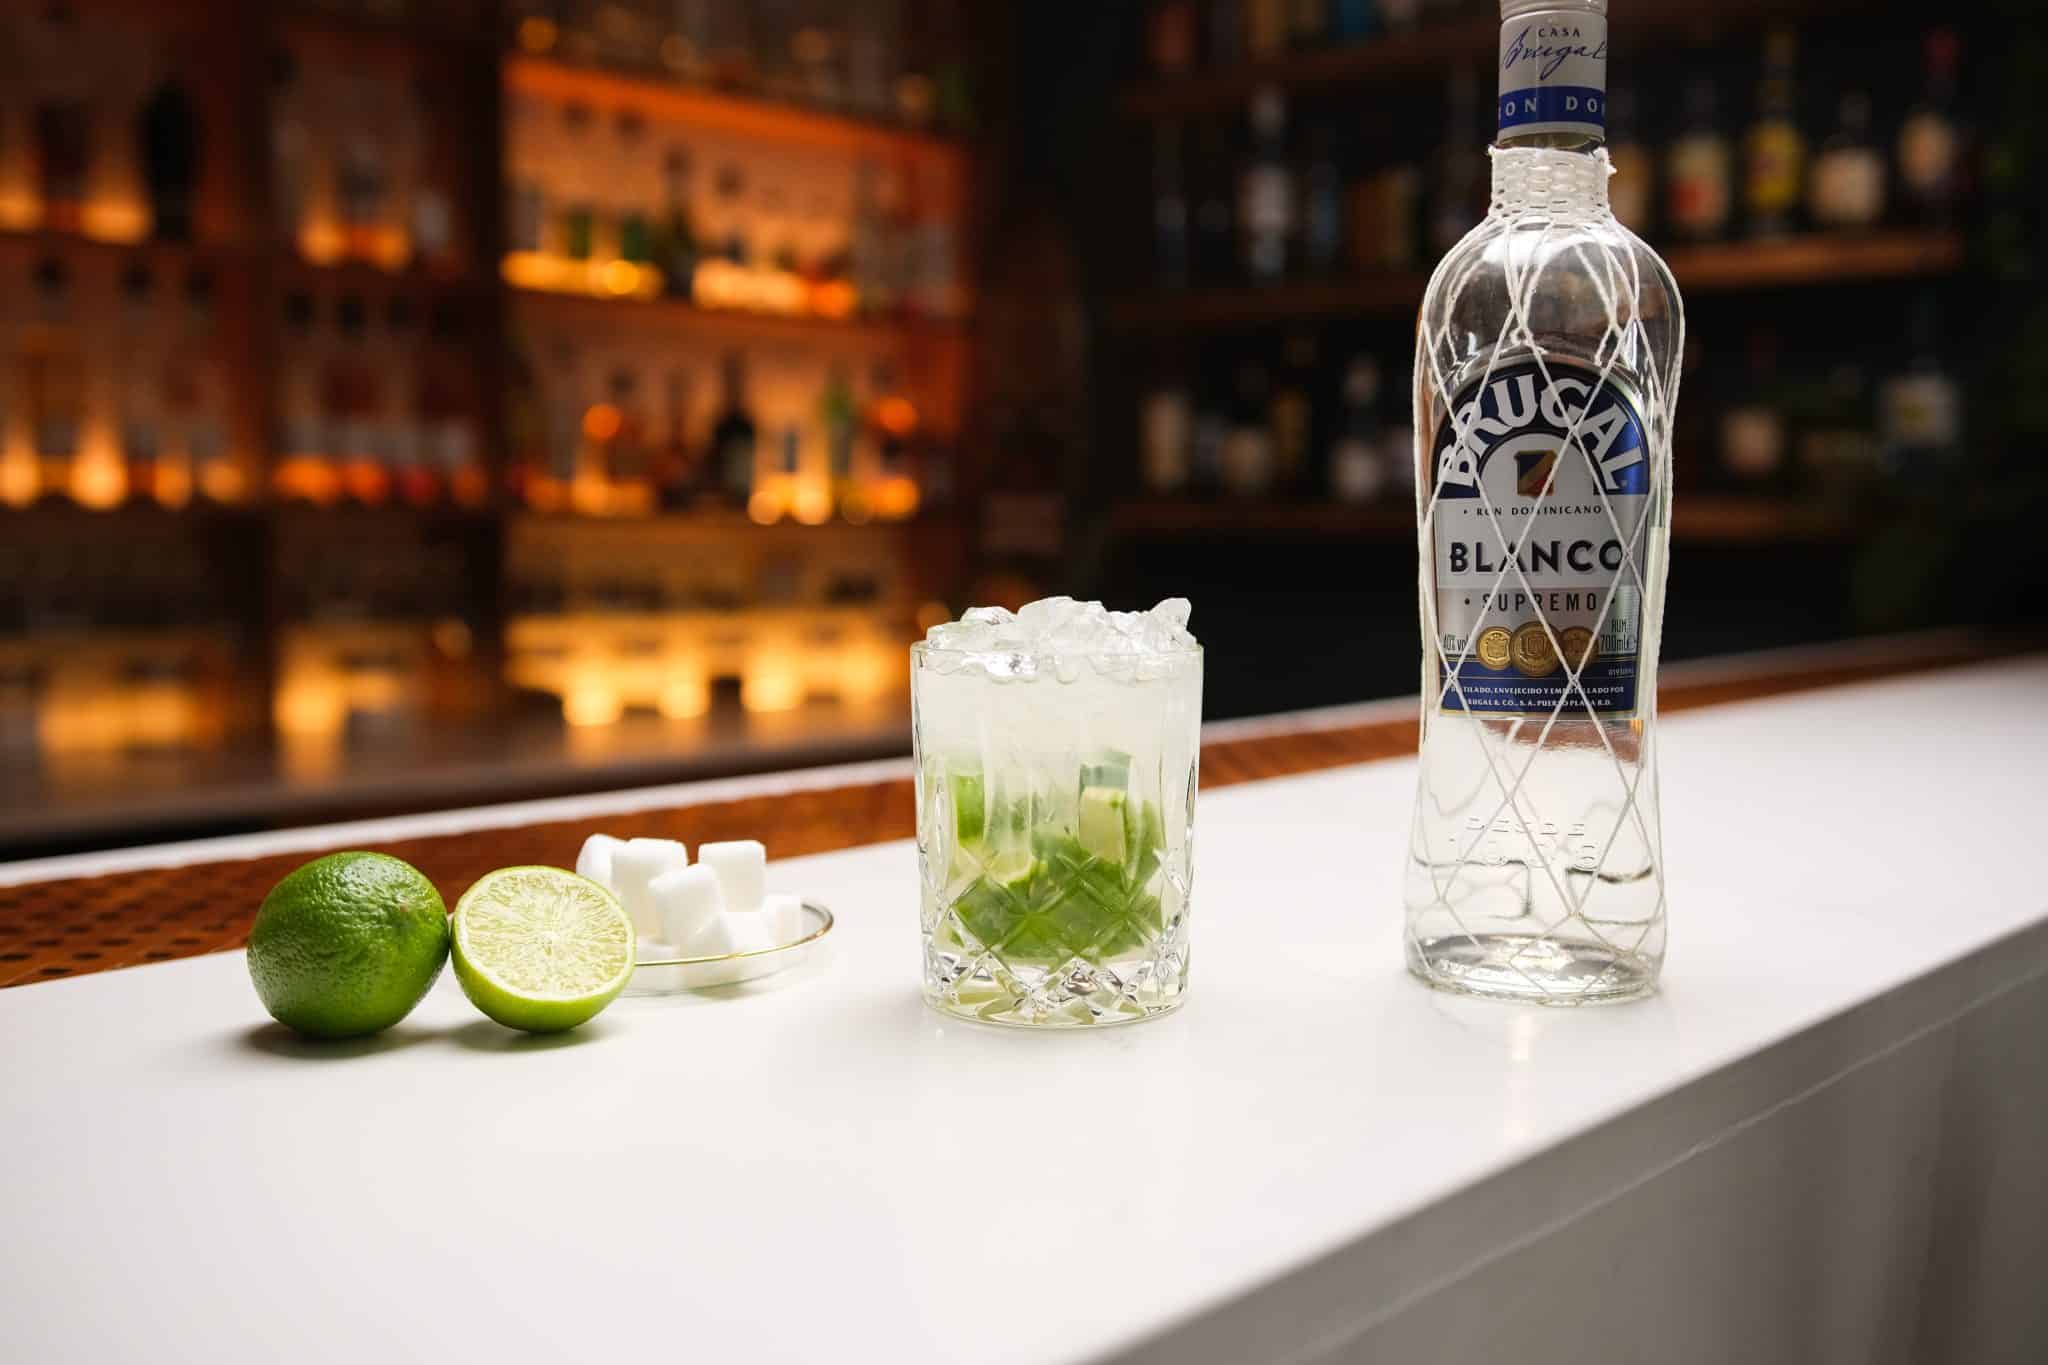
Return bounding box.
[247,851,450,1038]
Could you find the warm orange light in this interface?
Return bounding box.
[870,475,921,521]
[0,451,35,507]
[342,459,391,505]
[599,259,644,297]
[153,456,193,509]
[298,217,346,266]
[199,460,247,504]
[431,618,473,660]
[581,403,622,443]
[276,676,347,739]
[523,474,567,512]
[274,457,343,505]
[809,278,857,319]
[563,683,622,728]
[746,488,785,525]
[742,663,804,714]
[449,465,490,507]
[517,15,559,53]
[71,452,126,509]
[915,600,952,633]
[658,673,710,720]
[82,196,149,245]
[876,397,919,437]
[790,482,832,526]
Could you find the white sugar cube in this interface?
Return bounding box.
[724,911,778,956]
[612,838,690,938]
[677,908,738,959]
[697,840,766,914]
[649,863,724,948]
[764,894,805,948]
[575,833,626,890]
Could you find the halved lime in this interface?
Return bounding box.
[451,866,636,1033]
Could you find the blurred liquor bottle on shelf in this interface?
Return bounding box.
[599,367,654,515]
[1246,0,1290,61]
[1428,68,1484,256]
[655,367,697,510]
[655,147,701,296]
[1379,0,1422,34]
[1666,78,1733,241]
[1140,355,1192,496]
[711,349,758,509]
[382,296,435,508]
[1719,328,1787,489]
[1331,0,1378,42]
[1793,360,1880,491]
[1220,358,1274,496]
[1209,0,1246,68]
[1879,290,1961,486]
[116,263,163,507]
[1192,124,1236,283]
[1328,354,1385,505]
[275,291,340,505]
[328,294,390,505]
[28,7,91,236]
[21,259,84,505]
[1289,0,1326,49]
[1270,332,1316,492]
[1897,30,1964,229]
[1808,93,1885,232]
[172,270,237,505]
[1301,125,1345,275]
[1605,84,1652,234]
[865,360,922,520]
[1350,159,1420,271]
[138,66,200,243]
[1152,121,1192,288]
[1742,27,1803,239]
[819,364,863,518]
[1239,88,1294,282]
[425,301,487,506]
[1148,0,1198,76]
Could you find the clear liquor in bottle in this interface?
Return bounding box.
[1406,0,1683,1003]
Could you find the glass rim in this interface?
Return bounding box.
[910,640,1204,664]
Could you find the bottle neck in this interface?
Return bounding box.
[1494,6,1609,152]
[1490,145,1613,221]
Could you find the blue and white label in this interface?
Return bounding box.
[1430,358,1651,717]
[1497,10,1608,142]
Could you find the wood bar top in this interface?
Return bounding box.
[0,630,2023,989]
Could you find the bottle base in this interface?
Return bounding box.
[1407,934,1659,1006]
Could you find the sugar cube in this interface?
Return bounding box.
[677,908,738,959]
[697,840,766,914]
[724,911,778,956]
[575,833,626,890]
[763,894,805,948]
[649,863,724,948]
[611,838,689,938]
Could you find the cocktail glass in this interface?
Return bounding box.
[914,599,1201,1027]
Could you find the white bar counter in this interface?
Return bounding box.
[4,658,2045,1364]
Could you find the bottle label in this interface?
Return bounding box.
[1497,11,1608,142]
[1429,358,1652,717]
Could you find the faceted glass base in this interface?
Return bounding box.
[1407,933,1658,1006]
[923,945,1190,1028]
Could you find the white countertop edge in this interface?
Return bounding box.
[1099,915,2048,1365]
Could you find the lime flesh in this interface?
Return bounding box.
[452,866,636,1033]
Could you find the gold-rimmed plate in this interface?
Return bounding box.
[622,900,834,995]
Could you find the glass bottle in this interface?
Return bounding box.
[1407,0,1682,1003]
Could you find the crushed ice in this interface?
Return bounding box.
[923,597,1197,681]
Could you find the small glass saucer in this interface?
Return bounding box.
[623,901,834,995]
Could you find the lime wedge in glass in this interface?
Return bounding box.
[1078,785,1129,865]
[452,866,636,1033]
[949,768,986,844]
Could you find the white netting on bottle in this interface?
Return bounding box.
[1406,145,1683,1001]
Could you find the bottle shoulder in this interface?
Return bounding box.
[1419,212,1684,392]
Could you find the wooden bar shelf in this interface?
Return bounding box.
[1107,232,1963,331]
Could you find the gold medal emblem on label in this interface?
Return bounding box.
[1510,623,1559,677]
[1475,627,1514,671]
[1559,626,1598,671]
